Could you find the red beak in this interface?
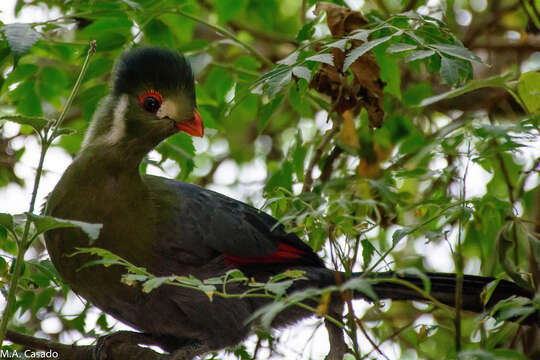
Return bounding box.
[176,108,204,137]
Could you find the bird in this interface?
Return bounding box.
[44,47,535,360]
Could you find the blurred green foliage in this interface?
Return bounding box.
[0,0,539,359]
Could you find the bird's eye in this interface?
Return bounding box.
[143,96,160,113]
[139,89,163,113]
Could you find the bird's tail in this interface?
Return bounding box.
[316,270,536,322]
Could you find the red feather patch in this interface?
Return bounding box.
[224,243,305,268]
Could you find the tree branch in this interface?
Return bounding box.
[5,330,169,360]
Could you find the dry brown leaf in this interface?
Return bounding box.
[311,2,385,128]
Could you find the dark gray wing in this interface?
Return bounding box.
[144,175,323,267]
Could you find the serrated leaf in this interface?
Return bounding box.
[326,39,348,51]
[27,214,102,242]
[405,49,435,62]
[392,228,409,245]
[431,43,482,63]
[122,273,148,286]
[2,23,41,58]
[277,51,299,66]
[292,66,311,81]
[387,43,417,53]
[305,53,334,66]
[265,68,292,98]
[142,276,169,293]
[343,35,394,71]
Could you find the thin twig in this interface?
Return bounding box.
[49,40,97,141]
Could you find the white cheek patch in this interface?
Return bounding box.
[156,99,177,120]
[103,94,129,145]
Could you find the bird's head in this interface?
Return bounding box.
[82,47,203,154]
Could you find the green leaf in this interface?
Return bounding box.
[305,53,334,66]
[361,239,375,267]
[292,132,307,181]
[292,66,311,82]
[258,95,284,133]
[0,115,52,132]
[10,80,42,116]
[55,127,77,136]
[97,313,111,331]
[142,276,170,293]
[0,213,14,232]
[440,56,460,86]
[341,277,377,300]
[5,63,38,86]
[265,160,293,192]
[392,228,409,245]
[26,214,102,242]
[216,0,248,22]
[375,47,401,99]
[343,35,395,71]
[33,287,56,315]
[403,83,432,107]
[296,21,316,42]
[1,23,41,58]
[38,66,69,107]
[419,73,511,107]
[277,51,299,66]
[158,133,196,179]
[517,71,540,113]
[144,19,176,47]
[431,43,482,63]
[387,43,417,53]
[405,49,435,62]
[264,280,293,296]
[234,55,261,71]
[265,68,292,98]
[289,83,312,117]
[326,39,348,51]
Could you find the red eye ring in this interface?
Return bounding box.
[139,89,163,113]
